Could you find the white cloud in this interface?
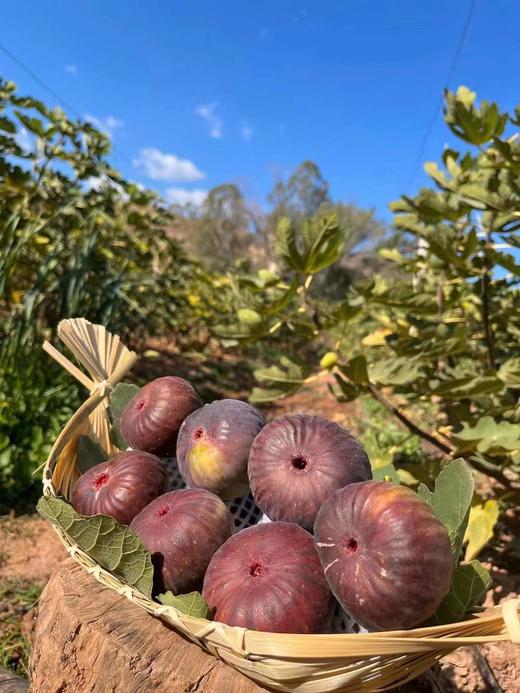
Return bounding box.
[64,64,78,76]
[196,102,223,139]
[165,187,207,207]
[84,113,125,136]
[133,147,205,182]
[239,121,255,141]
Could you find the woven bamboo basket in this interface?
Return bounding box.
[40,318,520,692]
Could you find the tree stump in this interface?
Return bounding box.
[0,670,29,693]
[30,559,445,692]
[30,559,265,692]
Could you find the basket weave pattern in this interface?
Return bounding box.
[41,319,520,692]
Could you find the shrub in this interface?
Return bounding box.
[0,79,220,510]
[215,87,520,523]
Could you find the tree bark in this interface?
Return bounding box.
[30,559,265,692]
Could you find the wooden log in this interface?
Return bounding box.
[0,669,29,693]
[30,559,444,692]
[30,559,265,692]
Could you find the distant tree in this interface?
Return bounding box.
[268,160,330,219]
[171,184,256,271]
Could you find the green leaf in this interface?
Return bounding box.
[329,373,360,403]
[37,497,154,597]
[0,116,16,134]
[368,357,421,386]
[418,459,474,564]
[108,382,139,449]
[429,376,504,399]
[76,435,106,474]
[275,218,304,271]
[464,500,500,561]
[302,214,344,273]
[16,113,46,137]
[157,590,212,619]
[452,416,520,455]
[497,357,520,387]
[339,355,368,385]
[434,561,491,624]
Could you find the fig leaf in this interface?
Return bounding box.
[158,590,212,620]
[37,496,154,597]
[418,458,474,564]
[433,560,491,624]
[76,435,106,473]
[108,382,139,450]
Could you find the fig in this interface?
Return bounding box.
[121,376,202,457]
[71,450,168,525]
[202,521,334,633]
[248,414,371,530]
[314,480,453,631]
[130,489,232,594]
[177,399,264,498]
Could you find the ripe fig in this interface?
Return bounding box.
[177,399,264,498]
[202,522,334,633]
[121,376,202,457]
[248,414,371,530]
[314,480,453,631]
[71,450,168,525]
[130,489,232,594]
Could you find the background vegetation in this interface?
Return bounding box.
[1,79,518,561]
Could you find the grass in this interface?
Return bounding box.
[0,581,42,677]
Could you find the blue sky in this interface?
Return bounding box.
[1,1,519,220]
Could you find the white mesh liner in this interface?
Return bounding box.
[163,456,366,634]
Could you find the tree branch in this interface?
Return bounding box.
[366,384,452,454]
[366,383,520,497]
[481,232,496,370]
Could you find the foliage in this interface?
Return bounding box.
[37,494,212,618]
[108,382,139,450]
[37,496,154,596]
[418,459,474,564]
[433,560,491,624]
[0,79,222,510]
[214,86,520,554]
[157,590,211,619]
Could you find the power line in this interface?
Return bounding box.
[0,41,134,167]
[406,0,477,192]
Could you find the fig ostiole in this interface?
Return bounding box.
[248,414,372,530]
[130,488,232,594]
[121,376,202,457]
[71,450,168,526]
[202,521,334,633]
[314,480,453,631]
[177,399,264,498]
